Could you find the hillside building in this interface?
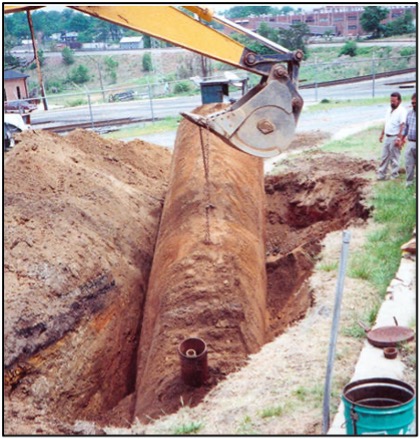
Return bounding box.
[223,4,416,37]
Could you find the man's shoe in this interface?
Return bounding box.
[377,176,386,181]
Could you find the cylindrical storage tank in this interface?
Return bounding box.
[133,104,268,421]
[342,377,416,435]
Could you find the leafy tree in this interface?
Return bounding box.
[32,10,63,37]
[279,6,294,16]
[77,29,97,43]
[62,47,75,65]
[4,34,24,70]
[104,56,119,83]
[94,20,122,42]
[5,12,30,40]
[68,64,90,84]
[68,13,91,32]
[232,22,279,55]
[143,35,151,49]
[174,80,192,94]
[339,40,358,57]
[142,52,153,72]
[278,22,310,54]
[384,11,415,37]
[37,49,45,67]
[225,6,276,18]
[360,6,389,38]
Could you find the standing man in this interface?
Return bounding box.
[400,92,416,187]
[377,92,407,180]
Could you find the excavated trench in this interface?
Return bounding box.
[4,106,374,434]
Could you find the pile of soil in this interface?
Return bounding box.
[4,126,375,435]
[4,130,171,434]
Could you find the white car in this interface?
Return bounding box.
[4,113,30,150]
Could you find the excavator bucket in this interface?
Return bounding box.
[182,64,303,158]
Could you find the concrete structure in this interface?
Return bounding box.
[223,5,416,37]
[4,70,29,102]
[328,252,416,435]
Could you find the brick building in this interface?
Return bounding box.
[224,4,416,37]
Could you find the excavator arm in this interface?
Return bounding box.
[69,6,303,157]
[5,5,304,157]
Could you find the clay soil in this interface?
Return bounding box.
[4,126,377,435]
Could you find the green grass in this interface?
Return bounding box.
[292,384,325,408]
[173,422,203,435]
[342,303,381,338]
[320,124,382,160]
[323,126,416,333]
[103,116,181,139]
[312,123,416,331]
[260,405,283,419]
[236,415,259,435]
[348,181,416,297]
[305,97,388,113]
[316,261,339,272]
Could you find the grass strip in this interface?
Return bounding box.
[349,181,416,297]
[103,116,181,139]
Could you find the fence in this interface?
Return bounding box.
[5,55,416,128]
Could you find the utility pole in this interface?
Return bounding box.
[88,55,106,103]
[26,10,48,110]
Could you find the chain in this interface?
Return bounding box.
[199,126,213,245]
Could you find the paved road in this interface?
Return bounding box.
[31,95,203,127]
[138,103,391,149]
[30,72,414,129]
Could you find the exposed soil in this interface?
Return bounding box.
[4,121,376,434]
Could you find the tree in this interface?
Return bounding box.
[360,6,389,38]
[279,6,294,16]
[104,56,118,83]
[5,12,30,40]
[384,11,415,37]
[230,22,280,55]
[225,6,276,18]
[37,49,45,67]
[142,52,153,72]
[339,40,358,57]
[278,22,310,54]
[68,64,90,84]
[62,47,75,65]
[68,13,90,32]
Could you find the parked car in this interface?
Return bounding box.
[108,90,135,102]
[4,99,37,113]
[4,113,30,151]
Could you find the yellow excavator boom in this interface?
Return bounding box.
[70,6,249,73]
[4,4,304,157]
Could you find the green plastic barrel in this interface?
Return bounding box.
[342,377,416,435]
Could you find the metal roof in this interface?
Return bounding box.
[4,70,29,80]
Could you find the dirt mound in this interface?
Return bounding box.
[4,127,375,434]
[4,130,171,432]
